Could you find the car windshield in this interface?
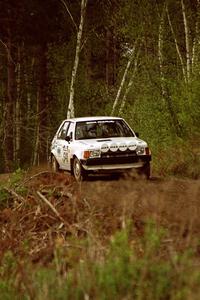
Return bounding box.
[75,119,134,140]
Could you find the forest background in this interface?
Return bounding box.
[0,0,199,177]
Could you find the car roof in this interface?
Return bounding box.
[65,116,123,122]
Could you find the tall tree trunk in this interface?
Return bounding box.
[192,0,200,74]
[158,5,182,137]
[37,43,48,163]
[181,0,191,81]
[3,31,15,172]
[119,50,140,114]
[32,91,40,166]
[166,6,187,83]
[67,0,87,118]
[84,35,91,83]
[24,56,33,123]
[14,45,21,167]
[111,41,137,115]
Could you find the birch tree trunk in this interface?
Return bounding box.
[119,50,140,114]
[181,0,191,81]
[166,6,187,83]
[67,0,87,119]
[111,41,137,116]
[158,5,182,137]
[192,0,200,73]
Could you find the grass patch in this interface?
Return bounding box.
[1,222,200,299]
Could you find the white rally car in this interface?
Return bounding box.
[50,116,151,180]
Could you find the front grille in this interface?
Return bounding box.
[101,149,136,158]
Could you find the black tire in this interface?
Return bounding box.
[73,157,87,181]
[51,155,59,172]
[138,162,151,179]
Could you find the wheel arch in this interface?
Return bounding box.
[51,153,60,172]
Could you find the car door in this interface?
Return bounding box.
[55,121,70,170]
[57,121,75,171]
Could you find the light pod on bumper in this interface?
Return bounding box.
[128,141,137,151]
[101,143,109,153]
[119,142,127,151]
[110,143,118,152]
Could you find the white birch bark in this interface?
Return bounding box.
[159,5,182,137]
[119,50,140,114]
[67,0,87,119]
[111,41,137,116]
[166,6,187,83]
[60,0,78,31]
[181,0,191,81]
[192,0,200,73]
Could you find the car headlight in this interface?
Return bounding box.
[136,146,151,155]
[136,146,145,155]
[83,150,101,159]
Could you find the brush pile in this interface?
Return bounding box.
[1,170,200,265]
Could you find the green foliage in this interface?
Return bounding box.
[0,169,28,210]
[96,229,133,299]
[2,222,200,299]
[9,168,25,187]
[118,74,200,179]
[0,188,9,209]
[0,252,19,299]
[0,281,17,300]
[8,168,27,195]
[0,251,17,278]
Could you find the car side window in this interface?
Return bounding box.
[66,122,75,140]
[57,122,70,139]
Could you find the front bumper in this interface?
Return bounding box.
[81,154,151,171]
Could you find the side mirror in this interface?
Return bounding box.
[135,132,139,138]
[65,136,71,142]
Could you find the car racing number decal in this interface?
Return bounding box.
[63,145,70,163]
[57,147,61,156]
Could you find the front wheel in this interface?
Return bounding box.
[73,158,87,181]
[137,162,151,179]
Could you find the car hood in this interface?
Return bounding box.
[76,137,147,152]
